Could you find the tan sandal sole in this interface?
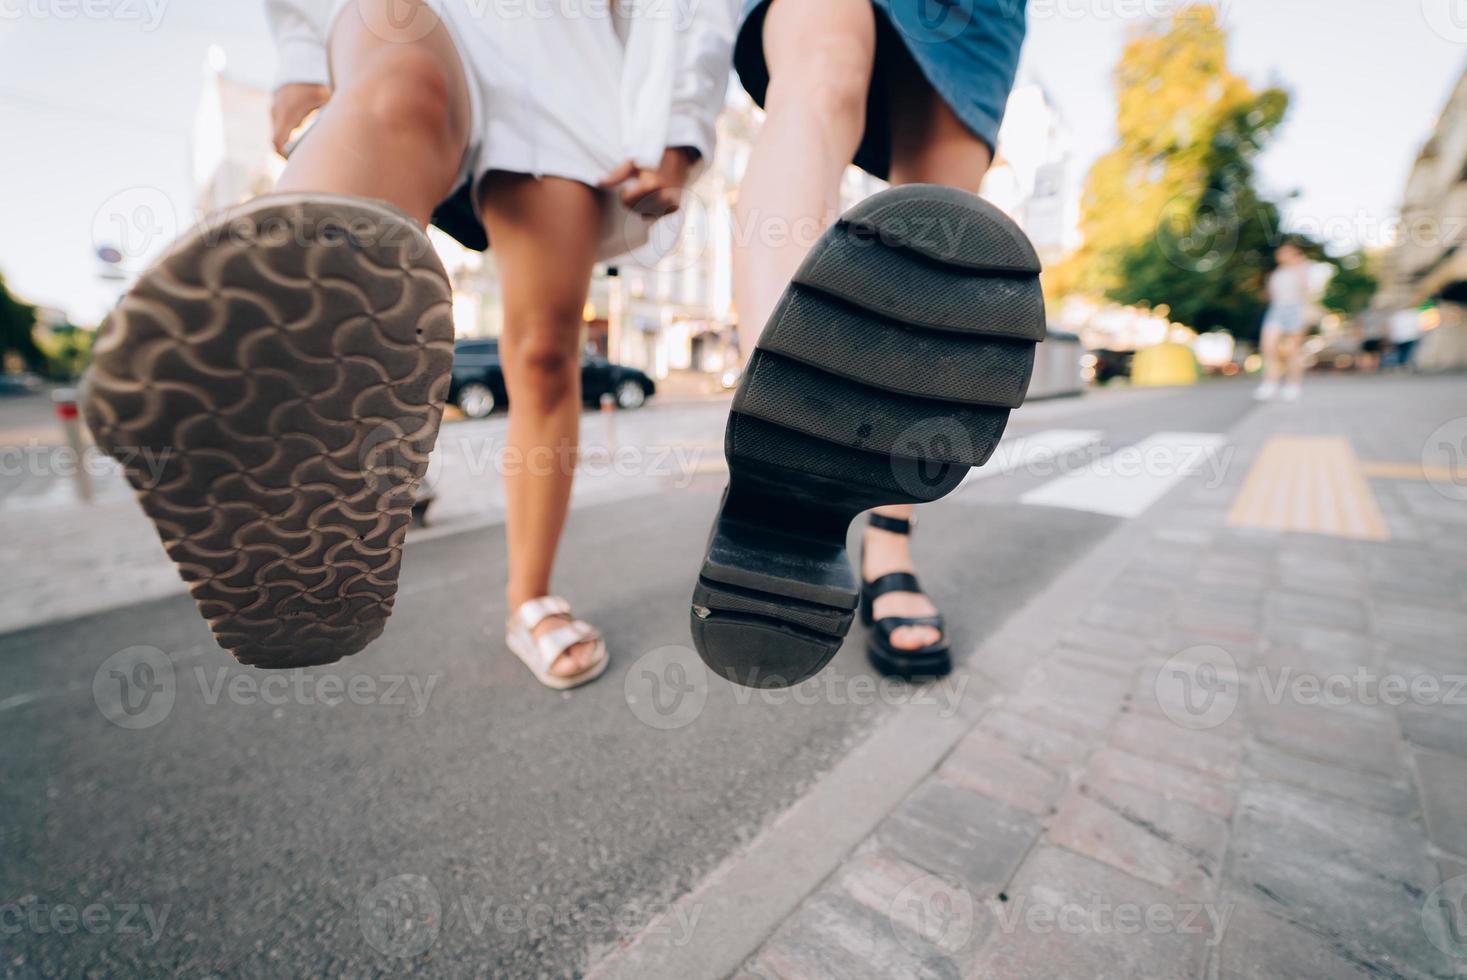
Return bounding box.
[81,194,454,668]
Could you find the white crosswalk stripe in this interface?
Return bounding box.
[961,428,1103,487]
[1019,431,1227,518]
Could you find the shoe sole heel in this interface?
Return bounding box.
[80,194,454,669]
[691,185,1046,688]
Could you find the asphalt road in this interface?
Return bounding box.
[0,381,1258,977]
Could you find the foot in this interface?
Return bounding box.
[862,525,943,650]
[1254,380,1278,401]
[505,595,608,689]
[688,185,1043,688]
[81,194,453,669]
[1279,383,1302,402]
[533,613,604,677]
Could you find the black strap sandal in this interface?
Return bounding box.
[860,513,953,679]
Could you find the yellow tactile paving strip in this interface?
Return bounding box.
[1228,436,1389,540]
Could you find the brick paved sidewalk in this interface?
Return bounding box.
[725,379,1467,980]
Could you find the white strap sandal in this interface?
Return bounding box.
[505,596,609,690]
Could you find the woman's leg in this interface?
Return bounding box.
[275,0,472,225]
[1260,327,1282,385]
[731,0,876,355]
[1282,333,1305,387]
[82,0,471,668]
[863,54,997,651]
[478,173,604,675]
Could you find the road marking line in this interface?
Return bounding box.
[0,691,47,713]
[961,428,1104,487]
[627,432,1107,484]
[1019,431,1226,518]
[1227,436,1387,540]
[1359,461,1458,482]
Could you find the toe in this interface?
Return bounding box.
[551,639,601,677]
[889,625,942,651]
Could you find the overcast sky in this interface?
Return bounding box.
[0,0,1462,323]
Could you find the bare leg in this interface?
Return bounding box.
[1260,328,1283,385]
[731,0,875,355]
[864,55,995,650]
[275,0,472,225]
[478,174,603,675]
[81,0,471,668]
[1282,334,1305,387]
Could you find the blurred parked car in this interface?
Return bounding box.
[1082,348,1134,385]
[1302,331,1364,372]
[448,339,656,418]
[0,373,43,396]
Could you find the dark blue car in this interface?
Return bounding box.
[448,339,656,418]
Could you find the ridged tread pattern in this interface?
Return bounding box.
[695,184,1047,687]
[727,414,968,504]
[736,351,1009,465]
[794,225,1046,339]
[843,184,1042,274]
[761,288,1035,408]
[81,195,454,669]
[731,184,1044,483]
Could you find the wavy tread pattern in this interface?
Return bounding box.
[82,195,453,669]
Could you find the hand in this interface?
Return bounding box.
[271,83,331,157]
[597,147,698,219]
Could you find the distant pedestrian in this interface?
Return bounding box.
[1388,308,1423,370]
[1255,240,1317,402]
[1357,311,1385,373]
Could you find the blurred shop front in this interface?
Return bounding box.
[581,267,738,381]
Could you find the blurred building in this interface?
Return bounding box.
[586,90,762,377]
[190,58,1077,380]
[1378,65,1467,369]
[571,80,1077,379]
[192,47,282,214]
[482,87,885,381]
[981,79,1080,263]
[190,49,502,341]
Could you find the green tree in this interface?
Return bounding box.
[1048,9,1290,342]
[0,272,42,372]
[1320,249,1378,317]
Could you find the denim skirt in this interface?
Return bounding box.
[733,0,1027,179]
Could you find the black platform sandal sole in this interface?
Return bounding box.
[689,185,1045,688]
